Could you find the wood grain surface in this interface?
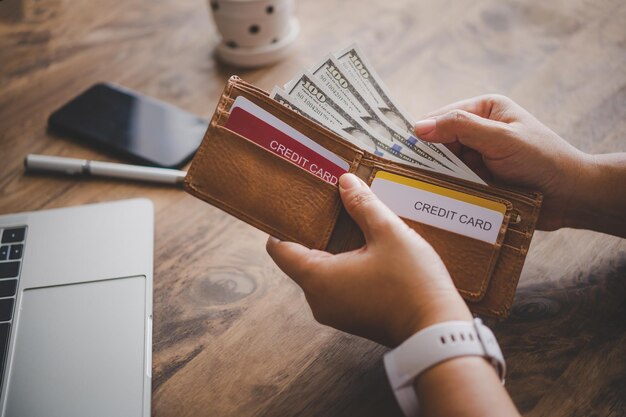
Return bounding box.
[1,0,625,416]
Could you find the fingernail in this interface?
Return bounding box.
[413,118,436,135]
[268,236,281,244]
[339,173,361,190]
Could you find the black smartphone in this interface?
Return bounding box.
[48,83,208,168]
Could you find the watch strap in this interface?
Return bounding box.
[384,318,505,417]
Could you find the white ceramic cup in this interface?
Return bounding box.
[209,0,299,67]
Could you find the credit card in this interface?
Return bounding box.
[370,171,506,244]
[226,96,349,185]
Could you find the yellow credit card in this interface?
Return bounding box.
[371,171,506,244]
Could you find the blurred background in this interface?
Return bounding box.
[1,1,625,416]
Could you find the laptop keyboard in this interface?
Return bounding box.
[0,226,26,395]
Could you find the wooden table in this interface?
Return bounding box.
[1,0,625,415]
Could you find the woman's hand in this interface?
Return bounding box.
[414,94,591,231]
[266,173,472,347]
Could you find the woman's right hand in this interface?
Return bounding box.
[413,94,595,231]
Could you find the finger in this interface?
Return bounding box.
[266,236,332,287]
[414,109,511,157]
[423,94,516,120]
[424,95,495,120]
[338,173,405,243]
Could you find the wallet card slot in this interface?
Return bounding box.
[215,124,346,186]
[185,124,343,250]
[365,167,512,244]
[227,83,365,163]
[402,219,501,301]
[212,105,360,172]
[362,166,512,301]
[213,106,359,176]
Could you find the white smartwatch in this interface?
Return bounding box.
[384,318,506,417]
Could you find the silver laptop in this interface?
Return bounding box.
[0,199,153,417]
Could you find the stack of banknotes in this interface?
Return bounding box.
[269,44,485,185]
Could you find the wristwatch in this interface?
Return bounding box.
[384,318,506,417]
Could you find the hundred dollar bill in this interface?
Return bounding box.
[274,76,436,169]
[334,44,485,184]
[285,70,433,168]
[303,57,458,177]
[271,83,419,166]
[271,86,411,165]
[270,86,380,157]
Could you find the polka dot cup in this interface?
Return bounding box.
[209,0,294,49]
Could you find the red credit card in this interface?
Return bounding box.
[224,99,349,185]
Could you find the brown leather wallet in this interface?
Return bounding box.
[184,76,543,319]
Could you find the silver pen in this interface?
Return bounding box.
[24,154,187,185]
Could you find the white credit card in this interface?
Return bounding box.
[370,171,507,244]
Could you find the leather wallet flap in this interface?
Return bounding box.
[184,77,360,250]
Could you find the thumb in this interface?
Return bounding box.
[414,110,510,156]
[338,173,405,243]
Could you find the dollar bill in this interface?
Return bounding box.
[275,74,437,168]
[304,56,459,177]
[271,86,411,165]
[270,86,380,156]
[271,82,419,166]
[335,44,485,184]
